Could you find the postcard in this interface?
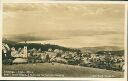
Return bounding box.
[1,2,127,79]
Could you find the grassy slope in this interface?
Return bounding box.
[2,63,123,78]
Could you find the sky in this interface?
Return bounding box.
[3,3,125,48]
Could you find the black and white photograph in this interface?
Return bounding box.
[2,3,126,78]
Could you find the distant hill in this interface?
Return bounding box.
[2,38,18,45]
[2,38,124,54]
[96,50,124,56]
[2,38,80,52]
[80,46,124,54]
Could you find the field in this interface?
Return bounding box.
[2,63,123,78]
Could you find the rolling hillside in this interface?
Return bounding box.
[2,63,123,77]
[80,46,123,54]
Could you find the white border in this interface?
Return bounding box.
[124,3,127,80]
[0,0,3,78]
[1,0,128,3]
[0,1,127,81]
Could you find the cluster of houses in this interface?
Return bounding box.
[2,43,125,71]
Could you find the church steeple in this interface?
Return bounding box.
[23,40,28,58]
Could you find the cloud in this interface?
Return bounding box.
[3,3,124,47]
[3,29,124,43]
[4,34,57,42]
[3,4,124,16]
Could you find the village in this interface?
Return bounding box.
[2,42,125,72]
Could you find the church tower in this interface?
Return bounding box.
[23,41,28,58]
